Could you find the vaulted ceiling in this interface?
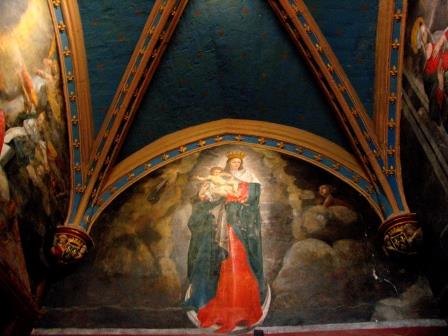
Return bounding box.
[48,0,412,237]
[6,1,448,334]
[78,0,378,157]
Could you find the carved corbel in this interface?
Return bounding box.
[379,213,422,255]
[50,226,93,264]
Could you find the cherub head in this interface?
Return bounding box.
[318,184,334,197]
[210,167,223,176]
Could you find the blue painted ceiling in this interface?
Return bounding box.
[78,0,155,132]
[304,0,377,117]
[77,0,378,160]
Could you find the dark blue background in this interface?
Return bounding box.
[78,0,377,159]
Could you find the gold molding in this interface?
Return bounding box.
[374,0,394,141]
[46,0,75,222]
[268,0,400,213]
[373,0,409,212]
[60,0,94,179]
[109,120,366,182]
[86,119,383,231]
[60,0,94,177]
[47,0,94,224]
[392,0,410,212]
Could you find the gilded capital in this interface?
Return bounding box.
[50,226,93,264]
[379,213,422,256]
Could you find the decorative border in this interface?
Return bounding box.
[59,0,94,176]
[81,120,387,232]
[374,0,394,142]
[374,0,409,212]
[47,0,94,223]
[70,0,189,227]
[267,0,400,215]
[385,0,407,211]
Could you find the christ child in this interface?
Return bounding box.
[195,166,240,197]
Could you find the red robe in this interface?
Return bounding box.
[424,33,448,108]
[197,183,263,333]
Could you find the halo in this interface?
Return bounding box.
[411,17,425,54]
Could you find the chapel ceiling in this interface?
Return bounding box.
[3,2,442,333]
[56,0,411,236]
[77,0,378,158]
[0,0,410,267]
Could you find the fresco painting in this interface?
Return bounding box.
[184,151,268,332]
[405,0,448,156]
[0,0,69,293]
[41,145,438,331]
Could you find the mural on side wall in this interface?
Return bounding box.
[405,0,448,156]
[0,0,69,293]
[41,145,439,331]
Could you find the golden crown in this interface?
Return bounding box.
[226,151,246,160]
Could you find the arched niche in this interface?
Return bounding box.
[84,119,384,232]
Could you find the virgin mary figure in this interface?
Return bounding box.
[184,151,267,333]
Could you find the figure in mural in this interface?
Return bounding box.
[185,151,268,333]
[194,166,240,198]
[0,0,69,290]
[412,17,448,126]
[317,184,350,208]
[0,0,68,219]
